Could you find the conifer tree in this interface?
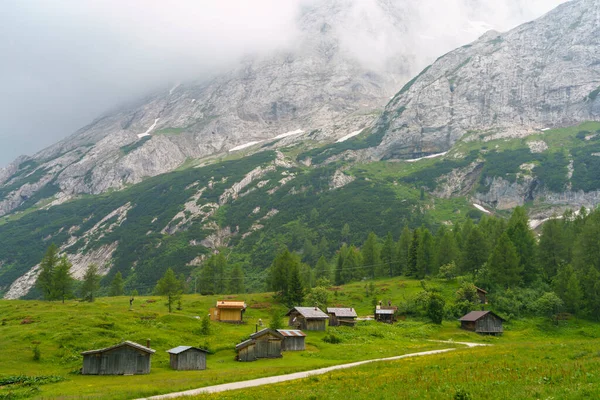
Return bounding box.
[461,226,489,274]
[335,245,348,285]
[344,246,363,282]
[416,228,434,278]
[228,265,245,294]
[538,217,566,281]
[314,255,331,281]
[553,264,582,313]
[155,268,183,313]
[361,232,381,279]
[80,263,100,302]
[507,206,538,284]
[53,256,74,303]
[381,232,395,277]
[435,228,459,271]
[286,264,305,306]
[407,229,420,277]
[109,271,125,296]
[36,244,59,300]
[396,226,412,276]
[488,233,522,289]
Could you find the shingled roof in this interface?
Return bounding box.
[459,311,504,322]
[250,328,284,340]
[286,306,329,319]
[327,307,358,318]
[216,300,246,309]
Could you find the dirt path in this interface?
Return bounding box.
[137,344,484,399]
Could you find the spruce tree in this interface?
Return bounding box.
[335,245,348,285]
[213,252,227,294]
[553,264,582,314]
[36,244,59,300]
[286,264,304,306]
[109,271,125,296]
[396,226,412,276]
[199,256,216,295]
[361,232,381,279]
[538,217,566,281]
[461,226,489,274]
[53,256,74,304]
[80,264,100,302]
[488,233,522,289]
[435,229,459,271]
[507,206,538,284]
[416,228,434,278]
[407,229,420,277]
[228,265,245,294]
[381,232,395,277]
[345,246,363,282]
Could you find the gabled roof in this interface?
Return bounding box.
[475,287,487,294]
[81,341,155,356]
[250,328,284,340]
[235,339,255,350]
[375,309,395,315]
[327,307,358,318]
[285,306,329,319]
[216,300,246,309]
[459,311,504,322]
[167,346,209,355]
[277,329,306,337]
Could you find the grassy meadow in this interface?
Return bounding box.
[2,277,600,399]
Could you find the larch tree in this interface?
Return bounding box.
[155,268,183,313]
[36,244,59,300]
[228,265,245,294]
[416,228,434,278]
[538,217,567,281]
[506,206,538,284]
[314,255,331,281]
[461,226,489,274]
[407,229,420,277]
[286,263,305,307]
[396,226,412,276]
[109,271,125,296]
[53,256,74,304]
[80,263,101,302]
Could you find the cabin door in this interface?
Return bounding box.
[136,355,146,374]
[256,340,268,358]
[267,340,279,357]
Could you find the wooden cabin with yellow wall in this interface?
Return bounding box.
[210,300,247,323]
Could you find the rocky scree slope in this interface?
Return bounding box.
[0,1,414,218]
[371,0,600,160]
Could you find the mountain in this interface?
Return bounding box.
[372,0,600,160]
[3,0,600,299]
[0,1,416,217]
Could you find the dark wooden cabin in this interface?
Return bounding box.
[475,287,488,304]
[210,300,246,323]
[250,328,283,358]
[286,307,329,331]
[235,339,256,362]
[327,307,358,327]
[459,311,504,335]
[374,306,397,323]
[167,346,209,370]
[277,329,306,351]
[81,341,155,375]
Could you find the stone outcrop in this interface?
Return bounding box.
[373,0,600,160]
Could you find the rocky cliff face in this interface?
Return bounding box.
[0,1,416,217]
[373,0,600,160]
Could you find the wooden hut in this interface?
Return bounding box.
[374,306,397,323]
[167,346,209,371]
[286,307,329,331]
[81,341,155,375]
[327,307,358,327]
[475,287,488,304]
[250,328,283,358]
[459,311,504,335]
[210,300,246,323]
[235,339,256,362]
[277,329,306,351]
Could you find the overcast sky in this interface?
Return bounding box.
[0,0,567,167]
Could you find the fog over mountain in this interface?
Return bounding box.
[0,0,565,166]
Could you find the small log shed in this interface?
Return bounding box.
[286,306,329,331]
[81,341,155,375]
[277,329,306,351]
[459,311,504,335]
[235,339,256,362]
[167,346,209,371]
[374,306,397,323]
[327,307,358,327]
[210,300,247,323]
[250,328,284,358]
